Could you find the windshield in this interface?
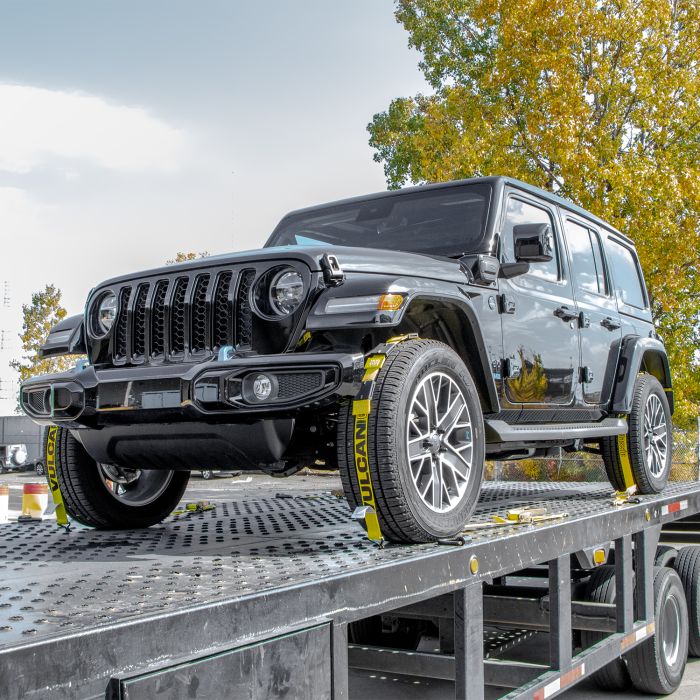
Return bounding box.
[266,183,492,257]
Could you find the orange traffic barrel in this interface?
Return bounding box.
[22,482,48,519]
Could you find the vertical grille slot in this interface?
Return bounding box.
[132,283,150,359]
[190,274,210,354]
[235,269,255,349]
[113,287,132,361]
[150,280,169,359]
[169,277,188,356]
[213,271,233,349]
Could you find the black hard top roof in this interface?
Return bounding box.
[282,176,633,246]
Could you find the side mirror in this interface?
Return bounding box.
[513,223,553,263]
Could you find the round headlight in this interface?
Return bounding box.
[269,270,304,316]
[96,293,118,334]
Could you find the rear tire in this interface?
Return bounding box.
[672,546,700,657]
[337,339,485,543]
[626,567,688,694]
[600,374,672,494]
[581,566,632,691]
[49,426,189,528]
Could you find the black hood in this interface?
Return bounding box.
[97,245,466,287]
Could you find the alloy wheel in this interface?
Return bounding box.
[406,371,474,513]
[99,464,174,507]
[643,394,668,477]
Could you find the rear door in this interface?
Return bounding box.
[562,214,622,405]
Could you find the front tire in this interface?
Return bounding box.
[337,339,485,543]
[601,374,672,494]
[49,426,189,528]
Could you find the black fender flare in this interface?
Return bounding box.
[394,292,500,414]
[611,336,673,414]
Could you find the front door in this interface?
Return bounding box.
[563,215,622,405]
[499,192,580,410]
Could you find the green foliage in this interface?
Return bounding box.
[369,0,700,425]
[10,285,78,387]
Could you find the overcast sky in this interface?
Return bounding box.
[0,1,427,412]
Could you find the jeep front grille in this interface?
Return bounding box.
[109,267,259,366]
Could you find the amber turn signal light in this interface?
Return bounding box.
[378,294,405,311]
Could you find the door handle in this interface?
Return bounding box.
[554,305,578,323]
[601,316,621,331]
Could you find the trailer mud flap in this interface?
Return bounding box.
[45,426,69,528]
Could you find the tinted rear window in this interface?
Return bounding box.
[607,239,646,308]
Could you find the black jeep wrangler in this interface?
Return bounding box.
[21,177,673,543]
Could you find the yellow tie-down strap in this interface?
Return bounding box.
[616,416,636,489]
[351,334,418,542]
[45,425,70,528]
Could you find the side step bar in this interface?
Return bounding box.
[486,417,627,442]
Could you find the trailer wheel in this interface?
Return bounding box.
[580,566,632,691]
[337,339,485,543]
[672,546,700,657]
[49,426,189,529]
[600,374,672,494]
[626,567,688,694]
[655,545,678,569]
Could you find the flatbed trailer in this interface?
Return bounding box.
[2,480,700,699]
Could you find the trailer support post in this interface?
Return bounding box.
[548,554,572,669]
[615,534,634,633]
[633,528,656,622]
[332,622,349,700]
[454,583,484,700]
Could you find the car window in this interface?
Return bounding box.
[565,219,607,295]
[502,197,559,282]
[607,239,646,308]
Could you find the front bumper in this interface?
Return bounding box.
[20,351,365,428]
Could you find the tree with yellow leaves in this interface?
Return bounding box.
[369,0,700,426]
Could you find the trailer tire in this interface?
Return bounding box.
[337,339,484,543]
[626,567,688,694]
[49,426,189,529]
[655,545,678,569]
[672,546,700,657]
[581,566,632,691]
[600,374,672,494]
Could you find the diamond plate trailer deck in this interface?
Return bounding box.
[1,481,700,699]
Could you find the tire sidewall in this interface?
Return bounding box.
[657,569,689,689]
[390,346,484,538]
[629,376,672,492]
